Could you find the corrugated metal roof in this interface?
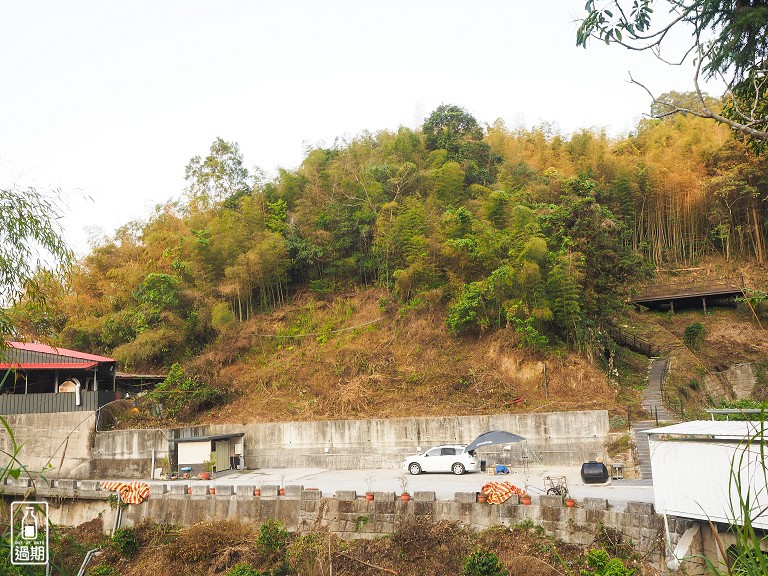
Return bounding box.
[0,361,99,370]
[7,342,115,362]
[646,420,766,440]
[1,342,115,370]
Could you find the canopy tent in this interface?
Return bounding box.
[466,430,525,452]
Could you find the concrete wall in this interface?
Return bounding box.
[92,428,169,478]
[2,410,608,481]
[0,411,96,479]
[705,363,757,399]
[96,410,608,478]
[0,478,684,572]
[228,411,609,470]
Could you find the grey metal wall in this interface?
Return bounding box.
[0,391,122,415]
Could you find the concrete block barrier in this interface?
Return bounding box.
[455,492,477,504]
[283,484,304,498]
[413,491,436,502]
[236,485,256,498]
[260,484,280,497]
[168,483,189,495]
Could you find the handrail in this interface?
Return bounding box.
[605,325,661,357]
[76,548,101,576]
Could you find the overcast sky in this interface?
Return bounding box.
[0,1,709,257]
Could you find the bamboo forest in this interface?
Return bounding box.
[12,100,767,372]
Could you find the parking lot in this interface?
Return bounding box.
[145,464,655,511]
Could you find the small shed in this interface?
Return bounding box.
[176,433,245,476]
[647,420,768,529]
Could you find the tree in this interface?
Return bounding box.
[423,104,484,160]
[1,186,71,574]
[577,0,768,152]
[0,187,72,341]
[184,138,252,209]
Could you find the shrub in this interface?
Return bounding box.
[715,399,768,421]
[89,564,119,576]
[111,527,139,557]
[287,532,325,575]
[607,434,630,457]
[463,550,508,576]
[683,322,706,350]
[510,316,549,349]
[608,415,627,430]
[447,283,485,333]
[688,379,701,391]
[257,519,289,557]
[226,564,266,576]
[174,521,254,565]
[147,363,225,420]
[581,548,634,576]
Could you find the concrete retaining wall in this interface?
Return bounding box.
[0,412,96,479]
[1,410,608,481]
[233,411,610,469]
[92,428,169,478]
[705,362,757,399]
[94,410,609,478]
[0,478,683,567]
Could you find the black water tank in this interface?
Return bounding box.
[581,461,608,484]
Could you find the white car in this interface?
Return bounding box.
[402,444,480,475]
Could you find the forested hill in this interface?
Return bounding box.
[12,102,768,422]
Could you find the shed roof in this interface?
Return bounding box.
[0,361,99,370]
[646,420,766,441]
[175,433,245,443]
[0,342,115,370]
[6,342,115,363]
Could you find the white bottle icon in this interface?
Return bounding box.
[21,507,38,540]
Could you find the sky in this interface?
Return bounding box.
[0,1,712,257]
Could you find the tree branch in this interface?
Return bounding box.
[337,552,398,574]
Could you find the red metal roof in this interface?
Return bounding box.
[0,361,99,370]
[6,342,115,363]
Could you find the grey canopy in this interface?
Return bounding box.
[465,430,525,452]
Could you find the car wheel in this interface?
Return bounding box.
[408,463,422,475]
[452,463,465,475]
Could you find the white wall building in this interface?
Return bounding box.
[648,420,768,529]
[647,420,768,574]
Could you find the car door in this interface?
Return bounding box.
[421,447,443,472]
[438,447,458,472]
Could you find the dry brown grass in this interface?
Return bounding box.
[55,518,660,576]
[179,287,619,425]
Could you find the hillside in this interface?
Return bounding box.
[48,517,651,576]
[123,272,766,429]
[10,104,768,426]
[149,287,617,425]
[169,255,768,426]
